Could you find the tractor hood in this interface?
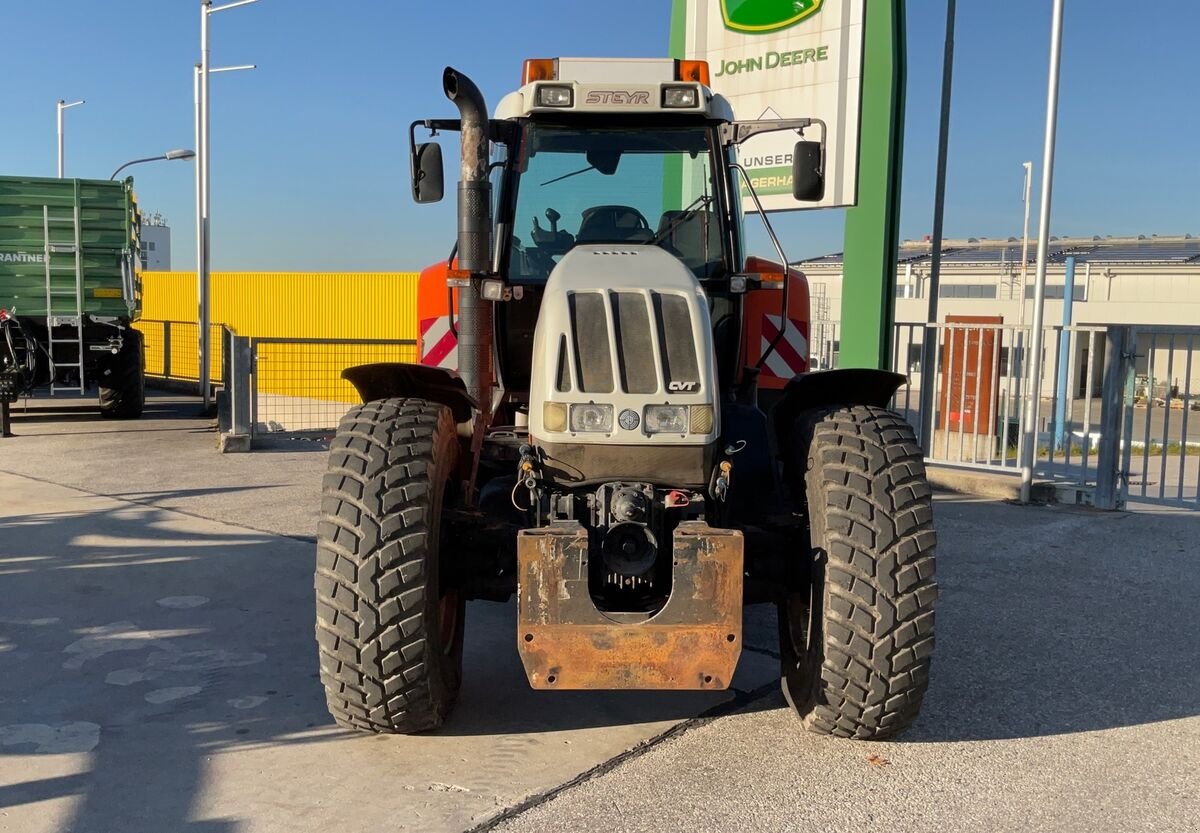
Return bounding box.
[528,244,719,460]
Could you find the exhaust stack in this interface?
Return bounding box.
[443,67,493,414]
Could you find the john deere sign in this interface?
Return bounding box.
[674,0,865,211]
[720,0,824,33]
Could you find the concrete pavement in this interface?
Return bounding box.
[494,497,1200,833]
[1,393,1197,832]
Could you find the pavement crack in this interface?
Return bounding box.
[464,678,780,833]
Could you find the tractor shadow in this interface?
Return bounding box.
[0,497,765,833]
[904,495,1200,743]
[0,503,336,833]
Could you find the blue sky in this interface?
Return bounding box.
[1,1,1196,270]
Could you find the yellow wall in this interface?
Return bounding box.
[139,271,422,340]
[136,271,422,401]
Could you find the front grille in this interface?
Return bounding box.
[561,290,701,396]
[569,292,614,393]
[652,292,699,389]
[611,292,656,394]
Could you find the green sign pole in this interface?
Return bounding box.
[669,0,686,59]
[839,0,906,370]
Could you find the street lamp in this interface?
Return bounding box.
[109,149,196,180]
[198,0,261,411]
[1017,160,1033,326]
[1018,0,1066,504]
[57,99,85,178]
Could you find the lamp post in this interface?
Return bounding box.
[198,0,260,411]
[1019,0,1067,503]
[918,0,956,454]
[1017,161,1033,325]
[109,149,196,181]
[56,99,85,178]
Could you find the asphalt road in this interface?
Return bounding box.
[1,393,1196,832]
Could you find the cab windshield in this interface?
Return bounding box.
[504,124,726,283]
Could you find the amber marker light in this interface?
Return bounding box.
[522,59,557,84]
[675,60,711,86]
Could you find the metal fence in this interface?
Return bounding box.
[240,337,418,436]
[1115,326,1200,509]
[809,319,1199,510]
[136,319,225,387]
[890,321,1110,484]
[213,319,1198,511]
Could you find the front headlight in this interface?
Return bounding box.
[536,84,574,107]
[569,403,614,433]
[644,405,689,434]
[662,85,699,108]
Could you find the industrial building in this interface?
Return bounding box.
[798,235,1200,394]
[139,212,171,270]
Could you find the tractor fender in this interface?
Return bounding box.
[771,368,907,446]
[341,362,476,423]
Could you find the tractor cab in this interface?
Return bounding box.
[410,57,824,405]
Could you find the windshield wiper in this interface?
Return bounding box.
[540,165,596,187]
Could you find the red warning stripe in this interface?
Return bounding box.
[423,327,458,368]
[760,316,808,376]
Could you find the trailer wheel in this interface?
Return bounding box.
[316,398,464,734]
[779,405,937,739]
[98,329,145,419]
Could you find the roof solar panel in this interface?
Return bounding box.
[795,240,1200,267]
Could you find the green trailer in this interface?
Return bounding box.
[0,175,145,417]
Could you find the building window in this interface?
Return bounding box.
[939,283,999,299]
[147,241,156,251]
[1025,284,1086,301]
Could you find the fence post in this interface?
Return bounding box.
[218,333,253,453]
[163,321,172,380]
[1094,326,1129,510]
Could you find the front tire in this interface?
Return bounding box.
[779,405,937,739]
[315,398,464,733]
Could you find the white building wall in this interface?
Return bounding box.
[140,223,171,271]
[799,240,1200,394]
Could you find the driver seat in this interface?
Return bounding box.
[657,209,722,276]
[575,205,653,244]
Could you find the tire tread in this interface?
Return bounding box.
[315,398,458,734]
[786,405,937,740]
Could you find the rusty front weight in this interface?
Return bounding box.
[517,521,743,690]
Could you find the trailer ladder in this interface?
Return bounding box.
[42,200,86,395]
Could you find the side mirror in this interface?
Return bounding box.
[792,140,824,202]
[412,142,445,204]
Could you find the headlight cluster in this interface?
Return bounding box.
[643,405,687,434]
[536,85,573,107]
[662,85,700,108]
[569,403,613,433]
[543,402,713,435]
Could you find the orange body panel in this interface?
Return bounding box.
[417,260,459,369]
[739,257,811,389]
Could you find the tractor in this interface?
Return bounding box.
[315,58,936,740]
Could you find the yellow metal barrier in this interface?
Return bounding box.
[139,271,422,339]
[136,271,421,395]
